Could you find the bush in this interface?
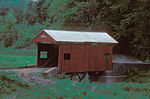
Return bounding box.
[125,69,150,83]
[0,71,30,94]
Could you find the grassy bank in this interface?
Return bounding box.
[1,74,150,99]
[5,81,149,99]
[0,48,36,69]
[1,70,150,98]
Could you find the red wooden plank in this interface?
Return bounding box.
[63,45,71,72]
[80,45,89,72]
[59,45,72,72]
[88,46,97,71]
[95,46,101,71]
[69,45,79,72]
[58,45,62,73]
[100,46,112,71]
[78,45,88,72]
[97,46,106,71]
[88,45,112,72]
[70,45,89,72]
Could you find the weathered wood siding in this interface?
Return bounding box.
[58,45,112,73]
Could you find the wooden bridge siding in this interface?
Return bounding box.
[58,45,71,72]
[88,46,102,71]
[100,46,112,70]
[58,45,88,72]
[58,45,113,73]
[88,46,112,71]
[106,46,112,70]
[70,45,89,72]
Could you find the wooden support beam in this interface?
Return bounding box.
[44,67,57,74]
[70,72,87,82]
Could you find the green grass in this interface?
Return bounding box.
[0,48,36,69]
[0,48,36,56]
[1,79,150,99]
[0,48,150,98]
[1,70,150,98]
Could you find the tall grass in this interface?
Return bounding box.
[0,48,36,68]
[3,79,150,99]
[0,48,36,56]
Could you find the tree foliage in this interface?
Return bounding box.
[0,0,150,60]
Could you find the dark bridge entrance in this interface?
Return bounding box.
[37,43,59,67]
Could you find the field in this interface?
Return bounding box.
[0,48,36,69]
[0,48,150,99]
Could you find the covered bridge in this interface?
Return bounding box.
[32,30,118,73]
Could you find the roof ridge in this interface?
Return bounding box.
[44,29,107,34]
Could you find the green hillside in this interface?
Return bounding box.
[0,0,150,60]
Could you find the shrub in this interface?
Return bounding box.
[0,71,30,94]
[125,69,150,83]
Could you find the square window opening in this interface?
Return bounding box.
[64,53,71,60]
[40,51,48,58]
[104,53,110,60]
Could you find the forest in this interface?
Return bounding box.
[0,0,150,60]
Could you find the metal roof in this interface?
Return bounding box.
[43,29,118,44]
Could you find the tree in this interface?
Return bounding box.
[64,1,103,31]
[24,1,38,26]
[1,12,17,47]
[46,0,76,29]
[0,0,149,60]
[99,0,150,60]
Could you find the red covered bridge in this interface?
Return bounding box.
[32,29,118,73]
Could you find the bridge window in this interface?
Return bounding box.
[64,53,71,60]
[104,53,110,60]
[40,51,48,58]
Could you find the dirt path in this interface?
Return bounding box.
[0,68,49,73]
[0,68,55,85]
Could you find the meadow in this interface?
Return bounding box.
[0,48,36,69]
[0,48,150,99]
